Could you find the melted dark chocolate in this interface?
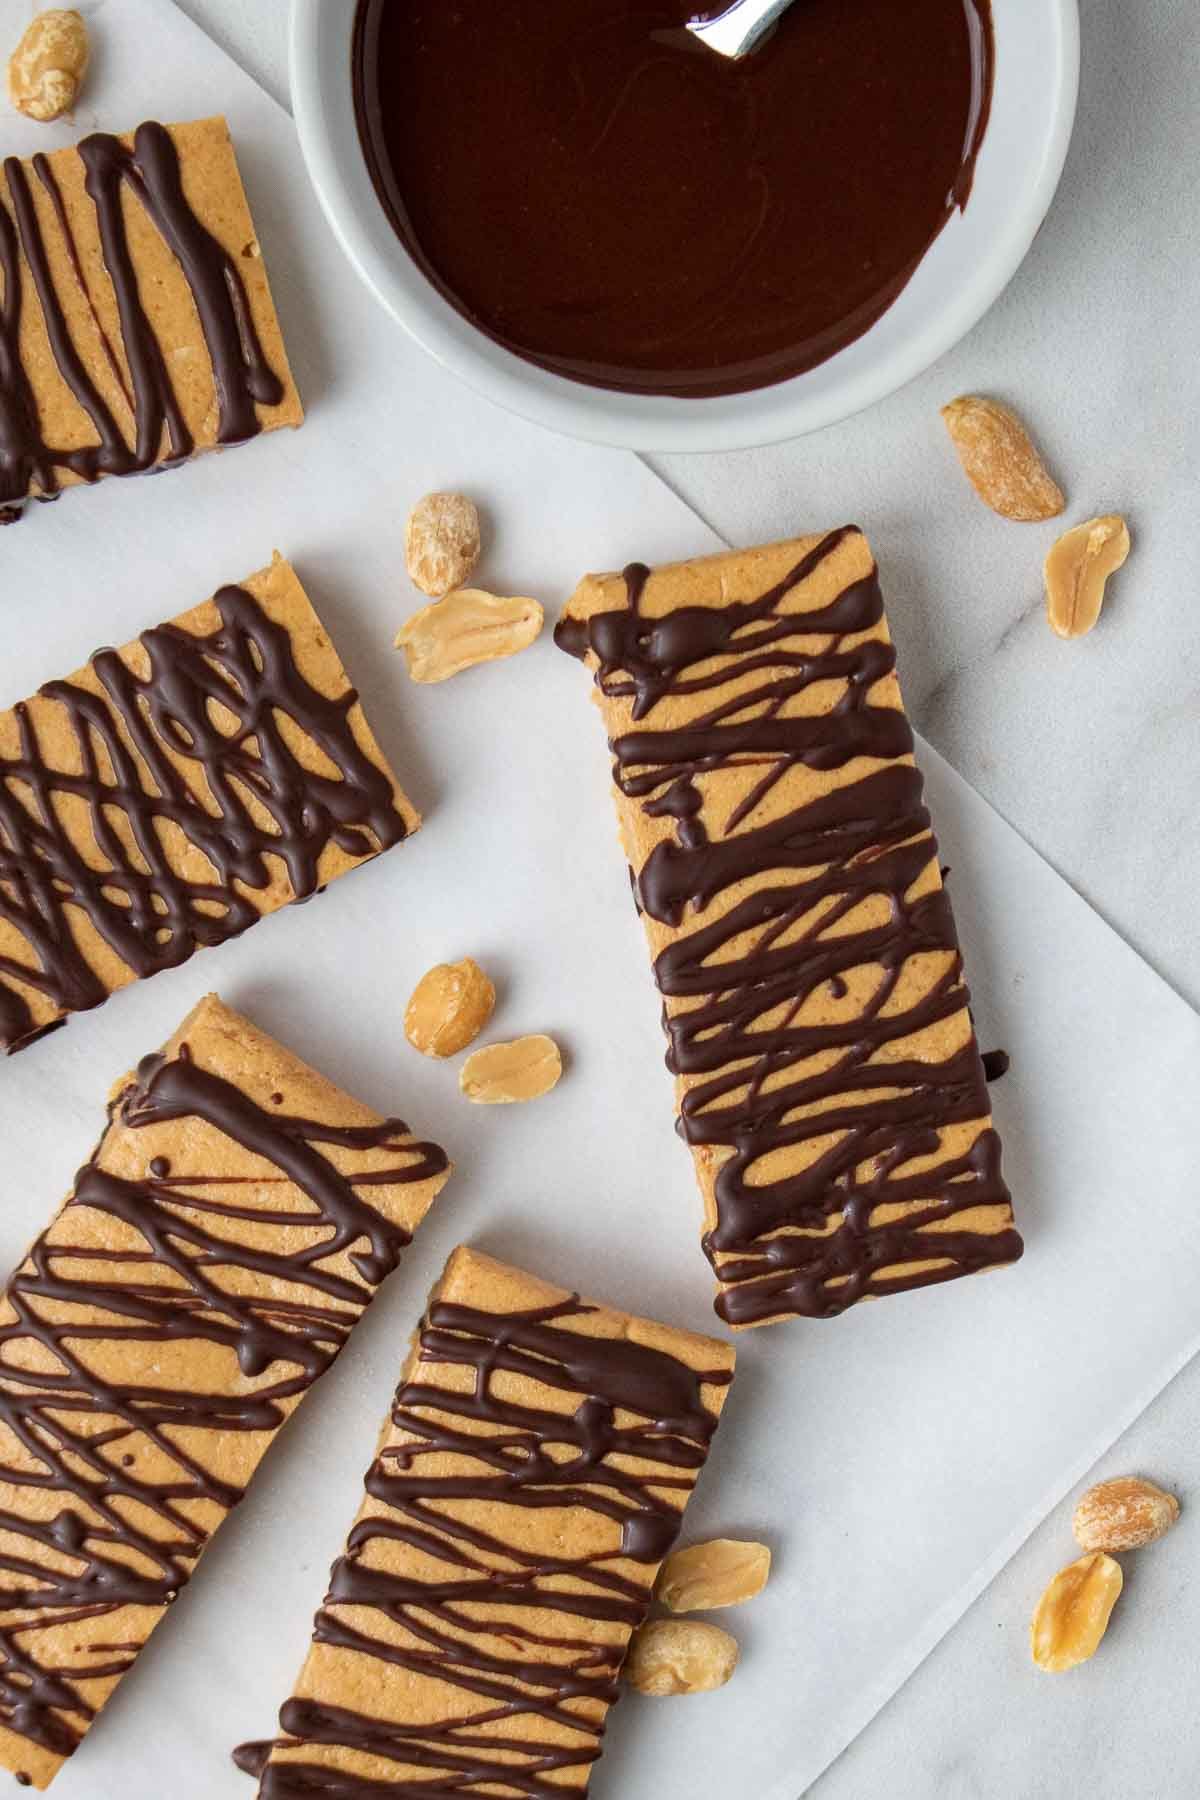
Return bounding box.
[982,1048,1010,1082]
[0,1042,446,1764]
[0,582,409,1053]
[0,121,283,506]
[353,0,993,397]
[240,1290,731,1795]
[557,530,1021,1323]
[232,1741,273,1781]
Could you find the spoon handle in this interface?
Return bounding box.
[687,0,796,60]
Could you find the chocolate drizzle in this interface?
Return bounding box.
[0,120,283,506]
[0,581,409,1052]
[244,1285,731,1797]
[557,529,1021,1324]
[0,1039,446,1766]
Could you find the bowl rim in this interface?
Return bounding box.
[289,0,1081,454]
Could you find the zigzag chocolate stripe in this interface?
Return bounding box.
[0,1043,447,1769]
[242,1292,731,1797]
[557,529,1021,1324]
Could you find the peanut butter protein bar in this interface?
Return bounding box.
[0,555,418,1051]
[0,994,449,1788]
[557,530,1021,1326]
[240,1245,734,1797]
[0,117,301,515]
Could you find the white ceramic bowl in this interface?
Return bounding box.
[289,1,1079,453]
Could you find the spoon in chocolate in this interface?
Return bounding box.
[686,0,796,58]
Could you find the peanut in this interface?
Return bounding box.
[941,395,1065,521]
[623,1619,739,1696]
[459,1034,562,1105]
[657,1539,771,1613]
[405,492,481,597]
[7,9,89,121]
[395,588,544,683]
[1073,1475,1179,1553]
[404,958,495,1059]
[1030,1552,1123,1672]
[1044,514,1130,639]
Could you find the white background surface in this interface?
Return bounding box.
[5,1,1200,1796]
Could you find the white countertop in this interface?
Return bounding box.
[173,3,1200,1793]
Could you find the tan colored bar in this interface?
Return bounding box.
[0,115,301,511]
[252,1245,735,1798]
[559,530,1021,1328]
[0,993,450,1789]
[0,554,419,1051]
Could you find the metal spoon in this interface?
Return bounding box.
[686,0,796,59]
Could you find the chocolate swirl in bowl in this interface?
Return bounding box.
[353,0,994,397]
